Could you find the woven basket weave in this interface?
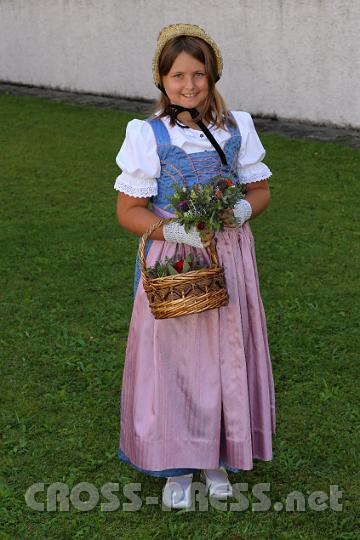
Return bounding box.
[139,218,229,319]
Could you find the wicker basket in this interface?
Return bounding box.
[139,218,229,319]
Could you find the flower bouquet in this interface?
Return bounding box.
[167,176,245,240]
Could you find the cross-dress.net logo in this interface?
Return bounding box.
[25,481,344,512]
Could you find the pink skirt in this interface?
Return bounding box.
[119,213,276,472]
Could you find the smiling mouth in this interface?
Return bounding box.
[182,94,198,97]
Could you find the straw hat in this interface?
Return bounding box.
[152,23,223,88]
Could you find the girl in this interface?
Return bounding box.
[114,23,276,509]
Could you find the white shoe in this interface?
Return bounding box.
[200,466,233,499]
[162,474,193,509]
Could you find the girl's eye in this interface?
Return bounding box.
[195,73,204,77]
[174,74,183,79]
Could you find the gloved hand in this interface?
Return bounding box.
[163,221,212,248]
[232,199,252,227]
[220,200,252,228]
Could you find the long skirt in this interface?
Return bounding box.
[118,211,276,476]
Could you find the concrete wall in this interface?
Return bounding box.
[1,0,359,128]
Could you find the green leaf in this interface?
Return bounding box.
[167,263,178,275]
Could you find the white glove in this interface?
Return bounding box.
[233,199,252,227]
[163,221,204,248]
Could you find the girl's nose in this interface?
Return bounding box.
[183,76,195,89]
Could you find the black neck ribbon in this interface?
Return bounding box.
[169,104,228,166]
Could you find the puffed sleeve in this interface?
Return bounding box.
[114,119,160,197]
[232,111,272,184]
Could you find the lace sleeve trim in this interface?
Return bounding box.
[238,163,272,184]
[114,174,158,198]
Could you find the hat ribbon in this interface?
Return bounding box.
[169,104,228,166]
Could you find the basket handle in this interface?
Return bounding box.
[139,218,219,284]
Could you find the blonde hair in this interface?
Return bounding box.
[152,36,235,129]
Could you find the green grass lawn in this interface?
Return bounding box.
[0,93,359,539]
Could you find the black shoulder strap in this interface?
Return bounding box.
[169,105,228,166]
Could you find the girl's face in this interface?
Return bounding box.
[161,51,209,110]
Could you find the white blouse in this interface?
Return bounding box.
[114,111,272,198]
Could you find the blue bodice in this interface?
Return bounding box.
[149,117,242,211]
